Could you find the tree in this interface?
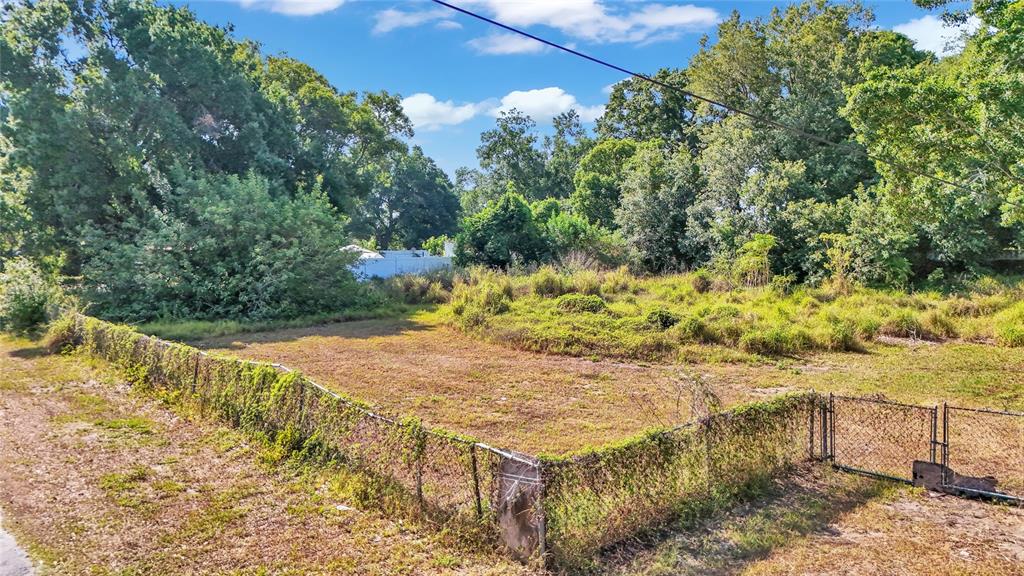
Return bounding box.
[475,109,549,201]
[842,0,1024,272]
[615,143,704,272]
[78,172,363,322]
[684,1,930,275]
[596,69,696,149]
[350,146,460,249]
[455,186,547,268]
[570,139,638,229]
[544,110,595,198]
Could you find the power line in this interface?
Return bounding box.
[429,0,976,194]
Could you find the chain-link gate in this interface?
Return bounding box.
[824,393,1023,504]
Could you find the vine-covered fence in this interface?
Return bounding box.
[62,314,824,570]
[62,314,1021,572]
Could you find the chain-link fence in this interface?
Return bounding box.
[65,313,1024,571]
[70,314,508,531]
[943,406,1024,499]
[825,393,1023,504]
[537,393,818,569]
[830,395,937,482]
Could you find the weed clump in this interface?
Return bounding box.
[645,308,680,330]
[556,294,607,314]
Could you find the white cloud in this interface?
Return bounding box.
[469,0,719,43]
[238,0,344,16]
[492,87,604,122]
[373,8,456,34]
[435,20,463,30]
[467,33,548,55]
[402,87,605,131]
[893,14,981,57]
[401,93,490,131]
[374,1,719,48]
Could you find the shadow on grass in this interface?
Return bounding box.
[599,464,892,576]
[189,310,437,350]
[8,345,49,359]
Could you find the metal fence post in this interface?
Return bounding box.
[470,444,483,519]
[827,393,835,462]
[930,405,938,464]
[941,402,949,487]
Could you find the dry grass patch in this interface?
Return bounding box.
[0,335,536,576]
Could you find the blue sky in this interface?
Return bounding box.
[174,0,977,177]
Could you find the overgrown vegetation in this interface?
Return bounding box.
[441,267,1024,360]
[0,257,65,333]
[540,393,816,570]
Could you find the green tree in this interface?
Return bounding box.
[78,172,362,322]
[570,139,638,229]
[455,187,547,268]
[544,110,595,199]
[615,142,704,272]
[475,109,549,201]
[350,146,460,249]
[596,69,696,149]
[842,0,1024,272]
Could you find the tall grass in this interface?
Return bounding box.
[440,268,1024,360]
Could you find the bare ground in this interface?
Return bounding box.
[198,314,756,454]
[0,336,537,576]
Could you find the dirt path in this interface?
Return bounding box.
[0,336,536,576]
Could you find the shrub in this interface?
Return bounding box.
[994,302,1024,347]
[0,257,60,333]
[879,309,924,339]
[531,266,571,297]
[814,315,858,351]
[738,325,804,355]
[645,308,680,330]
[570,270,602,296]
[921,309,956,339]
[423,282,450,304]
[600,266,636,296]
[555,294,607,314]
[44,313,80,353]
[690,269,712,294]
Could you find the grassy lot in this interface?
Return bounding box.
[197,308,1024,457]
[443,267,1024,360]
[3,334,1022,575]
[0,335,536,576]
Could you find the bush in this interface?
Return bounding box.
[690,270,712,294]
[570,270,602,296]
[879,309,924,339]
[43,313,80,353]
[994,303,1024,346]
[79,173,367,322]
[645,308,680,330]
[0,257,60,333]
[531,266,571,297]
[921,309,956,339]
[555,294,607,314]
[600,266,636,296]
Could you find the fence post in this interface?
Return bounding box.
[470,444,483,519]
[941,402,949,487]
[930,405,938,464]
[823,391,831,459]
[191,355,199,396]
[808,393,816,460]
